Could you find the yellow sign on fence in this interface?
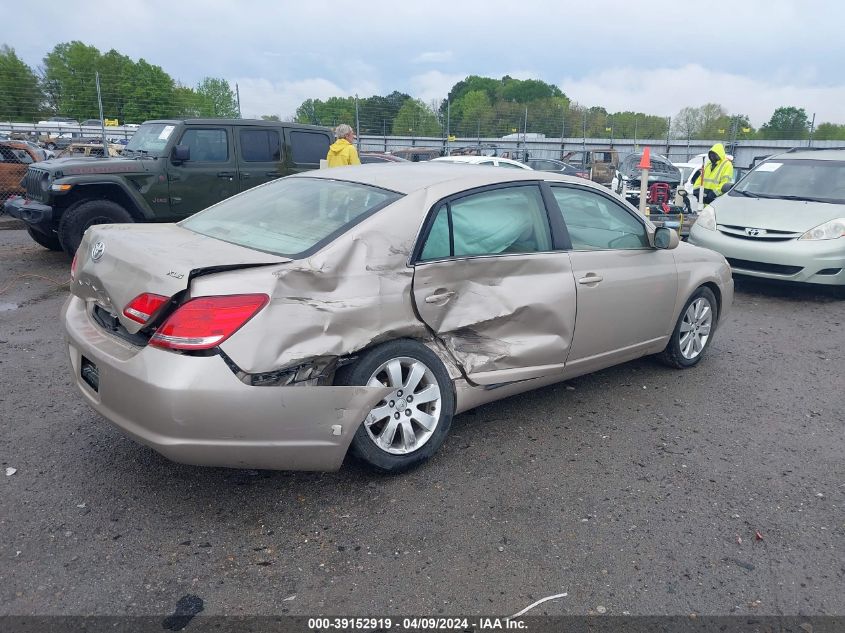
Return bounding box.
[104,119,119,127]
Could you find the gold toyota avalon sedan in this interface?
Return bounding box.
[64,163,733,473]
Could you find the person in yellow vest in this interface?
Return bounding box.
[326,124,361,167]
[691,143,734,206]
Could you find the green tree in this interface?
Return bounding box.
[195,77,239,118]
[499,77,563,103]
[42,41,103,120]
[392,99,441,137]
[295,96,355,127]
[172,84,204,117]
[260,114,281,121]
[760,106,809,139]
[813,122,845,141]
[0,45,43,121]
[120,59,176,122]
[358,91,410,134]
[452,90,494,137]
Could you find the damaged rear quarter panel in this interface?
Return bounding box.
[198,190,435,374]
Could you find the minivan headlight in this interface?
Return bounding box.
[696,205,716,231]
[798,218,845,241]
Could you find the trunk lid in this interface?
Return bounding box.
[73,223,289,334]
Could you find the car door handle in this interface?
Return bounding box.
[265,171,279,177]
[424,290,456,304]
[240,172,251,179]
[577,274,603,285]
[217,171,235,179]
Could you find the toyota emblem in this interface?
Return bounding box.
[745,228,764,237]
[91,241,105,261]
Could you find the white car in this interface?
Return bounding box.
[431,156,532,170]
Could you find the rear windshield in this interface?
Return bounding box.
[181,176,402,257]
[732,158,845,204]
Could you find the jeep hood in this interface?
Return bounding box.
[72,223,290,334]
[712,194,843,233]
[45,156,156,177]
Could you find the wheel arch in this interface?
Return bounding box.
[54,183,151,223]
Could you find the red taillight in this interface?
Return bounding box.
[123,293,170,324]
[149,294,268,351]
[70,253,78,280]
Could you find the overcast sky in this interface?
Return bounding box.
[5,0,845,125]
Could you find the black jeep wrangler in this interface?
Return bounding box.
[4,119,333,254]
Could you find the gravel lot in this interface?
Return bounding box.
[1,225,843,619]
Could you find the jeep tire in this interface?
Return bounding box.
[58,200,134,255]
[26,226,63,251]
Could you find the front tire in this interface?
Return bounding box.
[658,286,718,368]
[26,226,63,251]
[335,340,455,473]
[58,199,134,255]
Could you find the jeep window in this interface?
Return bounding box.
[123,123,175,156]
[181,177,401,257]
[0,147,33,164]
[289,131,331,165]
[240,129,282,162]
[732,159,845,204]
[180,129,229,162]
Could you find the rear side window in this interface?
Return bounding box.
[240,129,282,162]
[181,128,229,162]
[290,131,330,164]
[418,185,552,261]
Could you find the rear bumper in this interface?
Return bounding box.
[689,227,845,286]
[62,295,390,471]
[3,196,54,234]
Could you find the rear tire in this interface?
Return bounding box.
[58,199,134,255]
[658,286,718,369]
[335,340,455,473]
[26,226,63,251]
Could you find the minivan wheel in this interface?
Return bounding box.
[58,200,134,255]
[26,226,63,251]
[335,340,455,473]
[658,286,718,369]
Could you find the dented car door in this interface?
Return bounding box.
[411,183,577,385]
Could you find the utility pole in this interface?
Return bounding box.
[445,100,451,156]
[235,83,241,118]
[665,116,671,156]
[560,106,566,159]
[523,106,528,160]
[354,94,361,150]
[808,112,816,147]
[95,72,107,156]
[582,110,587,154]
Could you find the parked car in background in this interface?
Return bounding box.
[525,158,590,178]
[389,147,442,162]
[57,142,123,158]
[64,163,732,474]
[612,152,682,204]
[360,152,410,164]
[4,118,333,254]
[431,155,532,169]
[562,148,619,185]
[689,148,845,289]
[1,140,42,203]
[81,119,105,127]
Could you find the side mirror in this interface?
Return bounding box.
[171,144,190,163]
[720,182,733,194]
[654,226,680,250]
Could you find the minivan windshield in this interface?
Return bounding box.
[732,158,845,204]
[123,123,176,156]
[181,177,402,257]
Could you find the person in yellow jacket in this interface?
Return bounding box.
[326,124,361,167]
[691,142,734,206]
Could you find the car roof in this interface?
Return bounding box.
[432,155,531,168]
[295,162,594,195]
[774,148,845,161]
[143,119,329,131]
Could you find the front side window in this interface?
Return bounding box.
[418,185,552,260]
[289,131,330,164]
[551,186,648,250]
[240,129,282,162]
[181,177,401,257]
[124,122,175,156]
[180,128,229,162]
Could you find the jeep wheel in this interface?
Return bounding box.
[26,226,63,251]
[58,200,134,255]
